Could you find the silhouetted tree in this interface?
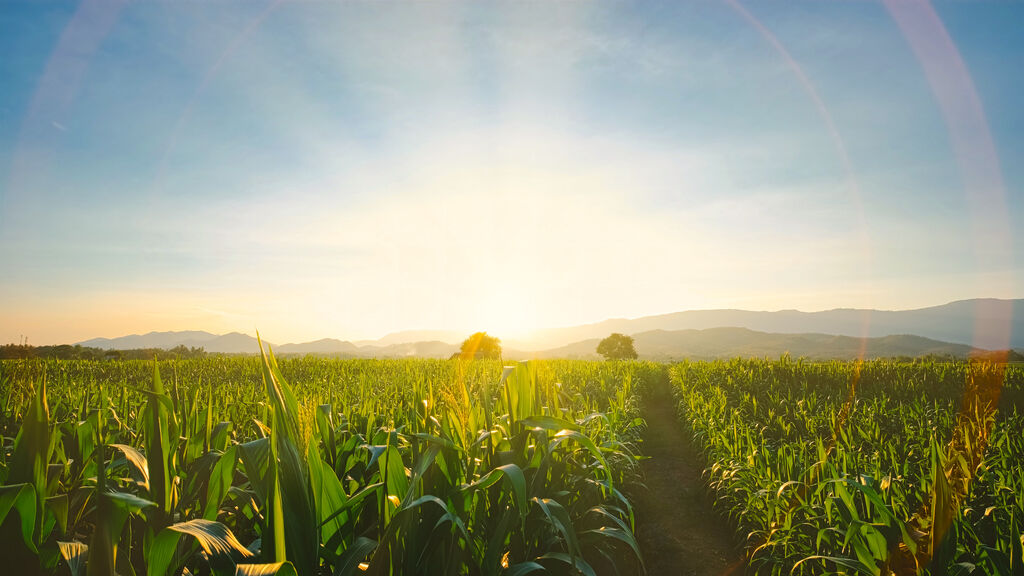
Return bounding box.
[459,332,502,360]
[596,333,638,360]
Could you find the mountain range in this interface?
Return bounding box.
[76,332,460,358]
[531,328,983,361]
[514,298,1021,350]
[75,298,1021,360]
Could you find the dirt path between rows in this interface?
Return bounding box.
[634,385,745,576]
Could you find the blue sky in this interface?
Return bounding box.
[1,0,1022,344]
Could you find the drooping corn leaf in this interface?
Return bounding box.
[532,498,580,567]
[234,561,298,576]
[552,429,613,491]
[109,443,150,491]
[148,518,253,576]
[0,483,38,552]
[463,463,527,517]
[57,540,88,576]
[88,489,155,576]
[519,415,579,433]
[238,438,272,504]
[536,552,596,576]
[333,537,377,576]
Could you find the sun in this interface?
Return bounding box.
[472,290,540,341]
[481,313,535,341]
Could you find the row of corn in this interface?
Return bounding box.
[0,348,661,575]
[671,357,1024,575]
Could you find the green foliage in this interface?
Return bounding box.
[458,332,502,360]
[671,357,1024,575]
[0,344,207,361]
[0,355,653,575]
[596,334,638,361]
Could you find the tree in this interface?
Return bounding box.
[596,333,637,360]
[459,332,502,360]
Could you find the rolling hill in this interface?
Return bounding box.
[518,298,1021,350]
[71,298,1021,359]
[517,328,982,361]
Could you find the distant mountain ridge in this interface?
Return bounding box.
[517,327,984,361]
[77,331,461,358]
[78,331,257,353]
[519,298,1022,350]
[73,298,1022,358]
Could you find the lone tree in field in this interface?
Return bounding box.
[459,332,502,360]
[597,333,638,360]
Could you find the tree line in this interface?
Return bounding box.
[0,344,209,360]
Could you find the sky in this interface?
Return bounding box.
[1,0,1022,345]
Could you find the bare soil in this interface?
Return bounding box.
[633,386,746,576]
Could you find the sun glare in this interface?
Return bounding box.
[471,290,540,341]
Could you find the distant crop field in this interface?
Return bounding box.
[1,355,1021,575]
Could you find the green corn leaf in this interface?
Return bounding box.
[0,483,39,552]
[930,442,955,566]
[257,335,318,576]
[978,546,1011,576]
[317,482,383,530]
[532,498,580,566]
[9,379,50,487]
[1011,522,1022,573]
[211,422,233,452]
[464,463,527,517]
[46,493,69,536]
[8,378,51,546]
[552,429,613,491]
[379,444,408,521]
[830,478,916,555]
[148,518,253,576]
[368,495,455,575]
[267,421,286,564]
[238,438,272,504]
[519,415,579,432]
[306,440,348,550]
[144,361,177,518]
[794,555,878,575]
[109,443,150,491]
[536,552,596,576]
[87,489,153,576]
[402,443,441,505]
[333,537,377,576]
[106,490,158,514]
[579,526,644,569]
[205,446,238,521]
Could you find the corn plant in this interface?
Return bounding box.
[0,352,653,575]
[671,357,1024,576]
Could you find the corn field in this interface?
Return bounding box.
[0,346,657,576]
[672,357,1024,575]
[4,351,1024,575]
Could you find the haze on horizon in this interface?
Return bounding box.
[1,1,1022,346]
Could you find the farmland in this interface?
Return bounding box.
[0,351,654,576]
[673,358,1024,575]
[1,353,1023,575]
